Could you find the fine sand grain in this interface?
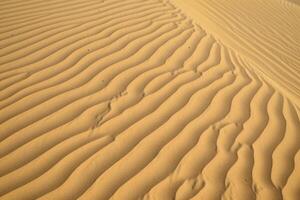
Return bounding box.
[0,0,299,199]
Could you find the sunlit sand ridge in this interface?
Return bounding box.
[172,0,300,107]
[0,0,299,199]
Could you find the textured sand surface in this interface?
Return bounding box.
[0,0,299,199]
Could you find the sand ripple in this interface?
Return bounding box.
[0,0,299,199]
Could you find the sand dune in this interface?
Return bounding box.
[0,0,299,199]
[172,0,300,107]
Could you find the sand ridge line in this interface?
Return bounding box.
[171,0,300,107]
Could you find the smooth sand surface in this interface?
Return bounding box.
[0,0,299,199]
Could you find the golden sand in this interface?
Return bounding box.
[0,0,299,199]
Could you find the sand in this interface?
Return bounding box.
[0,0,299,199]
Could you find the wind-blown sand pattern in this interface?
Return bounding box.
[172,0,300,107]
[0,0,299,199]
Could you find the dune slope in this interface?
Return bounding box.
[0,0,299,200]
[172,0,300,107]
